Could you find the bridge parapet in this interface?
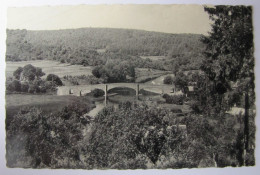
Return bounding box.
[57,83,174,97]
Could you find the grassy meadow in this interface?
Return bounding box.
[135,68,170,83]
[6,60,93,78]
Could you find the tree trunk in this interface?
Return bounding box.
[243,91,249,165]
[244,92,249,150]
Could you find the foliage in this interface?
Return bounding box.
[13,67,23,80]
[200,5,255,165]
[46,74,63,86]
[12,64,45,81]
[201,6,254,111]
[6,80,21,92]
[173,72,188,91]
[202,6,254,83]
[28,84,40,93]
[163,75,174,84]
[86,102,164,168]
[6,28,205,73]
[63,75,103,85]
[6,99,255,168]
[92,60,136,83]
[20,82,29,92]
[6,28,203,61]
[189,100,203,114]
[35,67,45,79]
[162,94,185,105]
[7,66,58,94]
[86,101,193,168]
[6,99,94,168]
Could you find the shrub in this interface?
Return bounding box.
[38,86,47,93]
[13,67,23,80]
[28,84,40,93]
[87,75,102,84]
[190,100,203,114]
[22,64,37,81]
[60,58,66,63]
[92,66,102,78]
[21,82,29,92]
[119,101,132,110]
[46,74,63,86]
[86,102,190,169]
[163,76,174,84]
[6,102,94,168]
[70,78,79,85]
[163,94,184,105]
[6,80,21,92]
[43,81,57,92]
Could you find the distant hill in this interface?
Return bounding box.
[6,28,205,71]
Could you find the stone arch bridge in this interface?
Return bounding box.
[57,83,174,97]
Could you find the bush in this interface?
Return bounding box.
[28,84,40,93]
[21,82,29,92]
[70,78,79,85]
[6,80,21,92]
[43,81,57,92]
[60,58,66,63]
[13,67,23,80]
[6,101,94,168]
[46,74,63,86]
[22,64,37,81]
[163,76,174,84]
[119,101,132,110]
[190,100,203,114]
[87,75,103,84]
[163,94,184,105]
[91,88,105,97]
[92,66,102,78]
[38,86,47,93]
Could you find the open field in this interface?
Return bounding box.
[145,73,175,85]
[6,60,93,78]
[135,68,171,83]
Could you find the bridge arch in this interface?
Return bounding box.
[107,86,137,95]
[106,83,140,97]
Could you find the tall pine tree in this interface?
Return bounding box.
[201,5,255,165]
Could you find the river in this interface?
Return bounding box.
[85,87,159,117]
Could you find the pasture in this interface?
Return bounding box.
[135,68,170,83]
[6,60,93,78]
[145,73,175,85]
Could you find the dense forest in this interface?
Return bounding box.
[6,28,204,71]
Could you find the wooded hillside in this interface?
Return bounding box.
[6,28,204,68]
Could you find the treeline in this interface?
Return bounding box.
[6,28,204,71]
[6,64,63,94]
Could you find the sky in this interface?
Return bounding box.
[7,4,211,34]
